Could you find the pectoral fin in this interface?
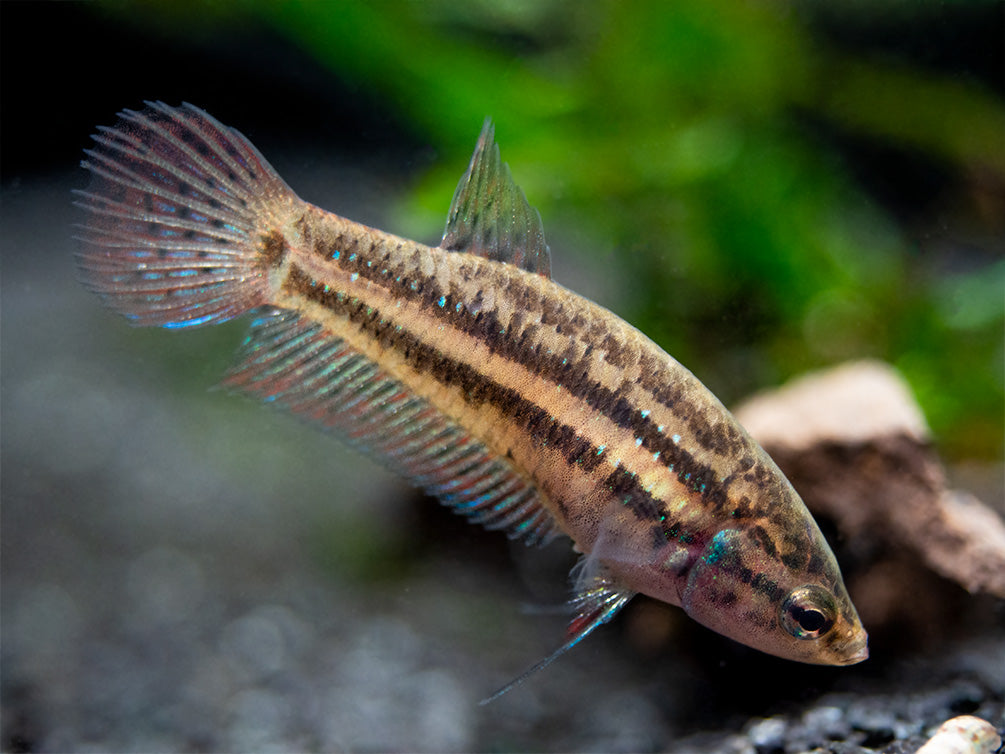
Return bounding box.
[480,565,634,704]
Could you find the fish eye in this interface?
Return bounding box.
[780,585,836,640]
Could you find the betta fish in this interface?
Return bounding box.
[76,103,867,699]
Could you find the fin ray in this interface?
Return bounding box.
[223,310,561,547]
[441,119,551,277]
[76,102,294,328]
[480,567,634,704]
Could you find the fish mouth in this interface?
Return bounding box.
[836,631,869,665]
[841,644,869,665]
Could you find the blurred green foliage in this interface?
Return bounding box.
[114,0,1004,460]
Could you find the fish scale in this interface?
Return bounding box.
[75,102,868,700]
[280,233,727,547]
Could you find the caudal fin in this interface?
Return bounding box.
[75,101,294,328]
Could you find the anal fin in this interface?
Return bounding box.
[222,309,561,547]
[480,566,635,704]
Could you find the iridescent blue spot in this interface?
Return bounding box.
[641,409,650,419]
[348,253,357,262]
[672,434,681,444]
[455,302,462,313]
[597,445,606,455]
[350,273,359,282]
[635,437,643,447]
[704,530,732,565]
[332,250,341,260]
[437,296,446,307]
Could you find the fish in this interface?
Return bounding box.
[75,102,868,698]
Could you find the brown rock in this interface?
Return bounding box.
[734,361,1005,599]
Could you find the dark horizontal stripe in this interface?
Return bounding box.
[285,263,676,530]
[298,221,753,519]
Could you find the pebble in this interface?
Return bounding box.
[747,716,787,751]
[915,716,1002,754]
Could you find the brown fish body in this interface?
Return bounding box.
[76,103,867,693]
[269,205,845,632]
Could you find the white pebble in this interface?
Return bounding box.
[746,716,787,749]
[915,716,1001,754]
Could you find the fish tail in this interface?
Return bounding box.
[75,101,294,329]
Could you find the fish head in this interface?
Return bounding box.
[679,524,868,666]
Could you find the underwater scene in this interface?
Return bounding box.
[2,2,1003,752]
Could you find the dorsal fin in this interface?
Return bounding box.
[479,565,634,704]
[440,119,551,277]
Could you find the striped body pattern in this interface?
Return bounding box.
[76,103,867,695]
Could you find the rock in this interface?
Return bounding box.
[915,715,1002,754]
[746,715,787,751]
[734,361,1005,600]
[735,360,930,450]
